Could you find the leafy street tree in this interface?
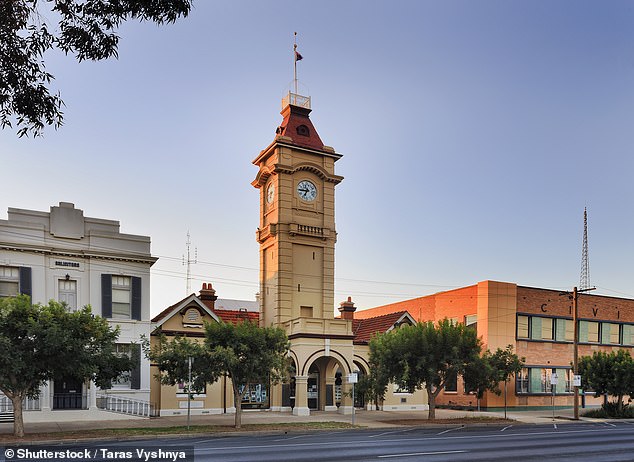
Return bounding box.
[1,0,193,137]
[355,368,389,411]
[578,349,634,416]
[205,321,290,429]
[143,334,220,394]
[0,295,132,437]
[148,320,290,429]
[465,346,524,417]
[369,319,482,419]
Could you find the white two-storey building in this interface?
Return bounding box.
[0,202,157,417]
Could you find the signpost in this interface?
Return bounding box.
[348,372,358,425]
[550,373,558,421]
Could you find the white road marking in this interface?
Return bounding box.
[193,427,622,452]
[370,429,411,438]
[436,426,463,435]
[553,424,557,430]
[604,422,617,427]
[273,434,307,441]
[379,450,468,458]
[501,425,513,432]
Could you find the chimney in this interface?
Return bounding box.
[199,282,217,310]
[338,296,356,320]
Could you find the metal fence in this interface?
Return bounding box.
[96,395,158,418]
[0,395,41,412]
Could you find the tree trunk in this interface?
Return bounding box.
[9,393,24,438]
[427,385,436,420]
[233,384,248,429]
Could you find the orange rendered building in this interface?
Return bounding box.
[357,280,634,409]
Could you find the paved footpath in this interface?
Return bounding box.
[0,406,605,438]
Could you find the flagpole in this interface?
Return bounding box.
[293,32,298,94]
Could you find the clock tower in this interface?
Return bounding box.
[253,92,355,415]
[252,92,343,327]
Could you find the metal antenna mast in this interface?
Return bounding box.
[183,231,197,295]
[580,207,590,290]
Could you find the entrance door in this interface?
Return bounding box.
[307,368,319,410]
[53,377,84,409]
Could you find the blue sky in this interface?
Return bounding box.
[1,1,633,316]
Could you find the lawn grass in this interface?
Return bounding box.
[0,421,358,443]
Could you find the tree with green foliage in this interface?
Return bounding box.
[464,345,524,417]
[143,334,221,394]
[204,321,290,428]
[355,369,389,411]
[0,295,132,437]
[1,0,192,137]
[369,319,482,419]
[147,320,290,429]
[578,349,634,416]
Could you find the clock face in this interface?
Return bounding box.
[297,180,317,202]
[266,183,275,204]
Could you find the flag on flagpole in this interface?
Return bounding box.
[295,51,303,62]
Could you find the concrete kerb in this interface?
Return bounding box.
[0,408,613,442]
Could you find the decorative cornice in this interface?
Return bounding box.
[0,242,158,265]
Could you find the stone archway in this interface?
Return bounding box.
[293,353,351,415]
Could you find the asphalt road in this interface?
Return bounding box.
[5,422,634,462]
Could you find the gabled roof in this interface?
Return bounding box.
[151,293,220,327]
[352,311,416,345]
[152,293,260,334]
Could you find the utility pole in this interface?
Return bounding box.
[571,286,595,420]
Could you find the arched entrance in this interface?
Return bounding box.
[302,355,349,412]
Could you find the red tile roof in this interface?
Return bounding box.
[215,309,259,325]
[352,311,411,344]
[277,104,325,151]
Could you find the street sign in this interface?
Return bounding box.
[550,373,558,385]
[348,373,358,383]
[573,375,581,387]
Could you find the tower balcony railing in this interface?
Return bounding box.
[285,317,353,337]
[282,92,311,110]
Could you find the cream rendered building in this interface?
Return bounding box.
[0,202,156,417]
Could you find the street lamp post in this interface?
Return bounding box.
[187,356,192,430]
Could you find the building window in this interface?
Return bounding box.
[444,370,458,392]
[111,343,141,390]
[541,318,554,340]
[587,321,600,343]
[102,274,141,320]
[516,367,573,395]
[516,368,529,393]
[464,315,477,328]
[517,315,529,338]
[112,344,132,388]
[58,279,77,311]
[0,266,19,298]
[541,369,553,393]
[602,322,620,345]
[564,319,574,341]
